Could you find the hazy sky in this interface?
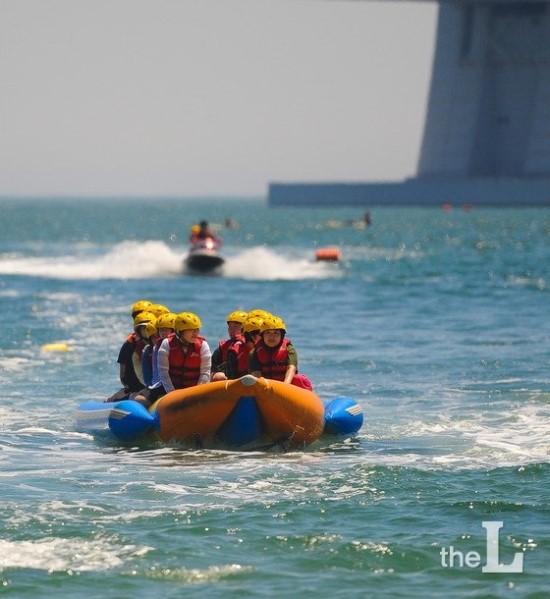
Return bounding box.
[1,0,437,197]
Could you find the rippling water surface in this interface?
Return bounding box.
[0,198,548,597]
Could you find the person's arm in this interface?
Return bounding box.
[283,364,297,384]
[211,345,224,373]
[140,345,152,387]
[132,350,145,385]
[158,338,174,393]
[119,363,128,388]
[225,348,239,379]
[198,341,212,384]
[249,349,262,377]
[117,341,134,388]
[284,344,298,384]
[149,345,160,387]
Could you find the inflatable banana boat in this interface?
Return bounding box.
[76,375,363,451]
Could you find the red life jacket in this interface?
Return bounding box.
[167,334,204,389]
[218,335,244,362]
[254,338,293,381]
[127,332,146,359]
[227,339,252,378]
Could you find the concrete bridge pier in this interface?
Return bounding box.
[269,0,550,207]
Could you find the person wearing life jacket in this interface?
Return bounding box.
[249,314,313,390]
[138,319,158,388]
[223,312,267,379]
[149,311,177,390]
[189,220,222,248]
[157,311,211,393]
[128,318,159,406]
[130,311,177,406]
[105,301,154,402]
[211,310,248,381]
[129,310,159,386]
[137,304,170,391]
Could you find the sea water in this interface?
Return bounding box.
[0,197,548,598]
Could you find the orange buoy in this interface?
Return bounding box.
[315,247,341,262]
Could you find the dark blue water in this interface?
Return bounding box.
[0,198,548,597]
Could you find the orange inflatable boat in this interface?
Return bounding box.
[152,375,325,449]
[76,375,363,451]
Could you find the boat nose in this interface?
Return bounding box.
[239,374,258,387]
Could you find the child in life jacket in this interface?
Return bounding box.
[129,311,177,406]
[249,314,313,390]
[219,312,267,380]
[211,310,248,381]
[105,302,154,402]
[157,311,211,392]
[128,318,159,406]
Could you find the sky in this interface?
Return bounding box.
[1,0,437,197]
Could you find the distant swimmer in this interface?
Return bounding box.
[224,218,239,229]
[323,211,372,229]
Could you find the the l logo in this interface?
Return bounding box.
[482,521,524,573]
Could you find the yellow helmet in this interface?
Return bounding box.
[248,309,271,320]
[243,315,264,334]
[133,311,157,328]
[226,310,248,324]
[148,303,170,317]
[260,315,286,333]
[131,300,152,317]
[191,224,200,234]
[156,312,177,330]
[142,321,158,339]
[175,312,202,331]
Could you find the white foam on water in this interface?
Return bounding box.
[143,563,253,583]
[0,241,184,279]
[0,242,340,280]
[0,537,151,572]
[222,246,341,280]
[368,398,550,469]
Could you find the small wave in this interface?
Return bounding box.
[366,401,550,470]
[343,245,424,263]
[506,274,547,291]
[0,536,151,572]
[143,563,252,583]
[0,241,184,280]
